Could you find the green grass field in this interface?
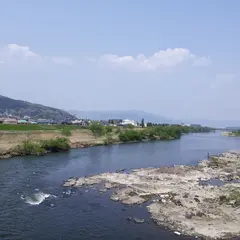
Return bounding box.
[0,124,86,131]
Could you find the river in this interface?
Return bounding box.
[0,132,240,240]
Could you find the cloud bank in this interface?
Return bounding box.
[97,48,211,71]
[0,44,211,72]
[0,44,72,66]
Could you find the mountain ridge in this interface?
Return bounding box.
[0,95,75,121]
[69,110,178,124]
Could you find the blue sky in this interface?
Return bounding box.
[0,0,239,121]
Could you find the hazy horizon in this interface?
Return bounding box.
[0,1,240,123]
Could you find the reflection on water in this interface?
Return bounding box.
[0,132,240,240]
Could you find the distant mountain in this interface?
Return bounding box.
[69,110,178,124]
[70,110,240,128]
[0,95,75,121]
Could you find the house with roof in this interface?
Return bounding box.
[121,119,138,127]
[3,118,18,124]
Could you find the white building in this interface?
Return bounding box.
[121,119,138,127]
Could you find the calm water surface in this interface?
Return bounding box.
[1,132,240,240]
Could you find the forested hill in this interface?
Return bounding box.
[0,95,75,121]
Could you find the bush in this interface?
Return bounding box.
[104,135,115,145]
[233,130,240,136]
[119,130,144,142]
[89,122,105,136]
[116,127,122,134]
[40,138,70,152]
[144,126,181,140]
[15,140,45,155]
[14,138,70,156]
[61,127,72,136]
[105,126,114,134]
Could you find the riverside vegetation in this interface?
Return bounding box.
[14,138,70,156]
[222,130,240,137]
[233,130,240,136]
[0,123,213,158]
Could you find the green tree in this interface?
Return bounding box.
[141,118,145,128]
[147,122,153,127]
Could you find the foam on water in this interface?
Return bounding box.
[21,192,56,205]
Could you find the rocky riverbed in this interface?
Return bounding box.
[64,151,240,239]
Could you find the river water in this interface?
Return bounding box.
[1,132,240,240]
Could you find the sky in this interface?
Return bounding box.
[0,0,239,121]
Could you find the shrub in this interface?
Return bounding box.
[14,138,70,156]
[15,140,45,155]
[61,127,72,136]
[105,126,114,134]
[89,122,105,136]
[116,127,122,134]
[119,130,144,142]
[104,135,115,145]
[40,138,70,152]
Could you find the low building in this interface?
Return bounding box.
[121,119,138,127]
[18,119,29,124]
[100,120,109,126]
[3,118,18,124]
[108,119,122,125]
[190,124,202,128]
[71,120,82,125]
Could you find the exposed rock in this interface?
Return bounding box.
[133,218,145,224]
[63,150,240,239]
[99,188,107,193]
[126,216,145,224]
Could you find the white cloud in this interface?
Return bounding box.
[210,73,236,89]
[6,44,37,57]
[0,44,72,66]
[97,48,211,71]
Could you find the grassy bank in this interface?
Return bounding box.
[233,130,240,136]
[12,138,70,157]
[118,125,213,142]
[0,124,213,159]
[222,130,240,137]
[14,138,70,156]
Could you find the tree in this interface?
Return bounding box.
[141,118,145,128]
[147,122,153,127]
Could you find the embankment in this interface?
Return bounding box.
[0,125,213,159]
[64,151,240,239]
[0,130,108,159]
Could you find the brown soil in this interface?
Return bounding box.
[0,130,108,159]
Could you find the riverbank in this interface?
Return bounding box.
[0,125,213,159]
[64,151,240,239]
[222,131,240,137]
[0,130,108,159]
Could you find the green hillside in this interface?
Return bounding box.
[0,95,75,121]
